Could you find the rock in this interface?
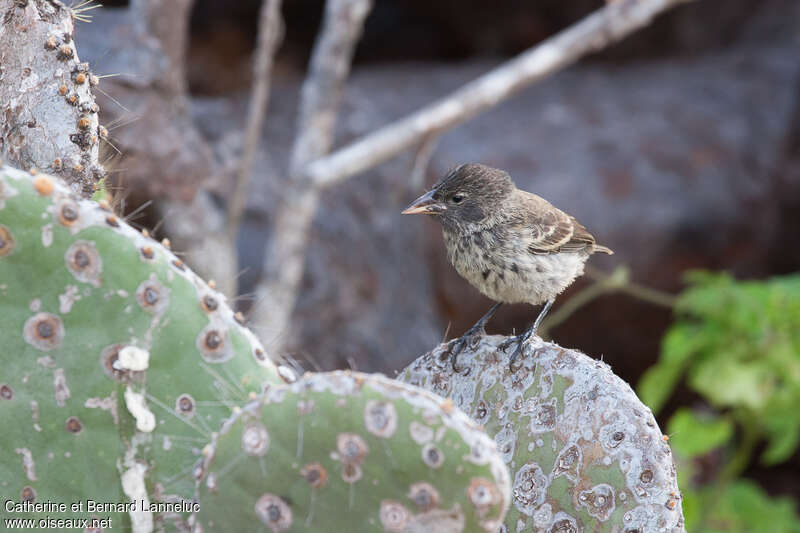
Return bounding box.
[76,3,215,203]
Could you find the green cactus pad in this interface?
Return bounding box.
[192,371,512,532]
[0,165,289,531]
[400,336,685,533]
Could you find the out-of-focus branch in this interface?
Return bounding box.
[287,0,372,176]
[585,265,677,308]
[251,0,372,348]
[227,0,285,238]
[303,0,694,188]
[0,0,104,196]
[409,133,440,190]
[251,0,690,353]
[538,265,676,338]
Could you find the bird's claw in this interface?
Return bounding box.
[501,331,533,372]
[497,336,516,353]
[447,328,485,373]
[507,340,525,372]
[448,339,465,372]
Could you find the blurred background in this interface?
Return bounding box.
[77,0,799,530]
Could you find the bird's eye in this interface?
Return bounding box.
[451,195,464,204]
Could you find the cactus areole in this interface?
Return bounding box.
[0,165,517,532]
[0,165,288,531]
[401,335,686,532]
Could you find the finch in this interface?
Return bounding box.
[403,163,613,371]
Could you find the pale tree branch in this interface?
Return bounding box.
[537,265,676,338]
[584,264,677,308]
[288,0,371,176]
[227,0,285,238]
[303,0,694,188]
[409,133,441,191]
[250,0,691,355]
[251,0,372,348]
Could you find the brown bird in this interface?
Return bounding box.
[403,163,613,371]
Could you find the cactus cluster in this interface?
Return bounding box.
[0,164,288,530]
[0,165,514,531]
[1,164,682,531]
[401,336,685,532]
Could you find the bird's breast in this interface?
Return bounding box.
[442,227,588,305]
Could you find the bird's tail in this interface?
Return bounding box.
[593,244,614,255]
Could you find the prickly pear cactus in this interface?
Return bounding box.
[0,0,105,195]
[401,336,685,532]
[0,165,514,532]
[0,165,289,530]
[192,371,511,533]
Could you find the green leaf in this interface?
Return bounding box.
[761,421,800,465]
[637,364,680,414]
[685,480,800,533]
[717,480,800,533]
[679,486,702,532]
[667,408,733,458]
[637,325,698,413]
[689,358,770,410]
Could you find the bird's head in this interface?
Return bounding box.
[402,163,515,229]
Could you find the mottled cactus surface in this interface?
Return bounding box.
[0,0,106,195]
[193,371,511,532]
[0,165,286,530]
[401,336,685,533]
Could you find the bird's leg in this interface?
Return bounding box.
[502,299,555,371]
[449,302,503,372]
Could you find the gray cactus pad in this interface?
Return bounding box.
[400,335,685,533]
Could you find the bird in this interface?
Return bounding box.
[402,163,613,371]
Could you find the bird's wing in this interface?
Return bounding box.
[511,191,600,255]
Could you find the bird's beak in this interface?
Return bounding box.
[402,190,446,215]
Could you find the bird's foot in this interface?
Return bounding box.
[501,299,553,372]
[447,325,486,373]
[500,329,536,372]
[447,302,503,373]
